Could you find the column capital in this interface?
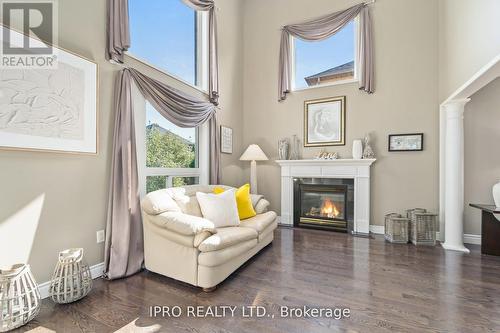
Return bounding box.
[442,98,471,109]
[443,98,471,119]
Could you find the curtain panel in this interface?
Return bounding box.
[104,68,221,279]
[278,2,374,101]
[104,69,143,280]
[106,0,130,63]
[181,0,220,105]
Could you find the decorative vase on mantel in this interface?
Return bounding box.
[352,139,363,159]
[278,138,289,160]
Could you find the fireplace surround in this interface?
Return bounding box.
[276,159,376,235]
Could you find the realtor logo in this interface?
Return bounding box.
[0,0,58,68]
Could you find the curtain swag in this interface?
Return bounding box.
[106,0,220,105]
[278,2,374,101]
[104,68,221,279]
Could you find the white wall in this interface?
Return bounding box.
[438,0,500,101]
[464,78,500,235]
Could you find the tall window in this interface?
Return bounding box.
[145,102,200,193]
[128,0,207,89]
[293,21,356,90]
[129,0,209,194]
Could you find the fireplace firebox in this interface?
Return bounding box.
[293,178,354,232]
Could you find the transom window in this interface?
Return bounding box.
[293,21,357,90]
[128,0,207,90]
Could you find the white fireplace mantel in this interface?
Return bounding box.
[276,159,376,234]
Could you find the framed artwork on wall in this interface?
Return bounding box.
[304,96,346,147]
[0,26,98,155]
[220,125,233,154]
[388,133,424,152]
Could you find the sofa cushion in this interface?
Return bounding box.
[141,189,181,215]
[239,211,277,234]
[149,211,217,236]
[198,227,258,252]
[213,184,257,220]
[198,239,258,267]
[254,198,270,214]
[164,187,202,217]
[196,189,240,228]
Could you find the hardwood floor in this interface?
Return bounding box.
[15,227,500,333]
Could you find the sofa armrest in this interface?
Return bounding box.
[148,211,217,236]
[254,198,270,214]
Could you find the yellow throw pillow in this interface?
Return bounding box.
[213,184,257,220]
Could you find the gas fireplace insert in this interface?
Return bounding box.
[293,178,354,232]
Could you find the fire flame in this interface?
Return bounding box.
[321,198,340,218]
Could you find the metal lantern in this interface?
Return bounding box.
[0,264,41,332]
[49,248,92,304]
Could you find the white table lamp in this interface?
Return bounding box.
[240,144,268,194]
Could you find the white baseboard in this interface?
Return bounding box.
[369,225,385,234]
[38,262,105,299]
[278,220,482,245]
[436,232,481,245]
[463,234,481,245]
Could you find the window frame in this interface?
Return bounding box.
[291,18,360,92]
[126,5,209,94]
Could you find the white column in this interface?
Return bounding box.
[441,99,470,253]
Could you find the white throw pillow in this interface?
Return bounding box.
[196,189,240,228]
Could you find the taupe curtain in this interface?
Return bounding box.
[278,2,374,101]
[106,0,130,63]
[104,69,142,280]
[106,0,220,104]
[182,0,219,105]
[104,68,221,279]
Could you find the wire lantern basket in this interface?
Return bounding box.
[384,213,410,244]
[49,248,92,304]
[0,264,41,332]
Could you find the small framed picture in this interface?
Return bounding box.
[220,126,233,154]
[304,96,346,147]
[388,133,424,152]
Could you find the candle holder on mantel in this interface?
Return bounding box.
[49,248,92,304]
[0,264,41,332]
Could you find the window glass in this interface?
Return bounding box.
[129,0,197,85]
[294,21,355,89]
[146,102,197,169]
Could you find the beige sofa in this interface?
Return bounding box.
[141,185,277,291]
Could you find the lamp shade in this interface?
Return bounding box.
[239,144,268,161]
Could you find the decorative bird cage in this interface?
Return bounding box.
[49,248,92,304]
[0,264,41,332]
[384,213,410,244]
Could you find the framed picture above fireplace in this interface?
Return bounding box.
[304,96,346,147]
